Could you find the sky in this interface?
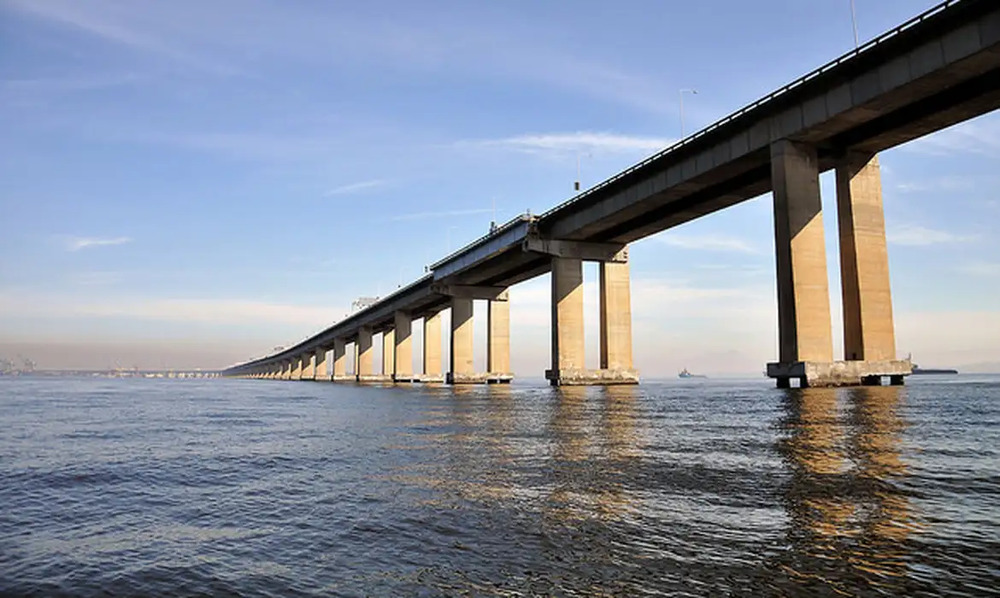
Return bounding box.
[1,0,998,375]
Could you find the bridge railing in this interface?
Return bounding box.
[537,0,962,222]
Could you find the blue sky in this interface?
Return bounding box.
[1,0,998,373]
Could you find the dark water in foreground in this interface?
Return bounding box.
[1,376,999,597]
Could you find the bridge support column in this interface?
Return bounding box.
[447,298,476,384]
[394,311,416,382]
[357,327,378,382]
[291,356,304,380]
[283,361,293,380]
[332,338,349,381]
[599,261,639,382]
[422,310,444,382]
[379,328,395,382]
[766,140,833,388]
[487,298,512,383]
[314,348,327,380]
[545,256,638,385]
[300,353,314,380]
[835,152,910,383]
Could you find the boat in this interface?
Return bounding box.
[907,354,958,375]
[678,368,707,379]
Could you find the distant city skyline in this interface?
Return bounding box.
[2,0,998,376]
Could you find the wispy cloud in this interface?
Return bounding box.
[390,208,494,222]
[471,131,672,157]
[887,224,975,246]
[960,261,1000,277]
[63,236,133,251]
[657,234,760,254]
[324,180,385,196]
[905,116,1000,157]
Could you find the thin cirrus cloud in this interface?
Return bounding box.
[471,131,673,157]
[390,208,494,222]
[324,180,385,196]
[63,236,133,251]
[887,224,975,246]
[657,234,760,254]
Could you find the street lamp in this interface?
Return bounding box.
[679,88,698,138]
[850,0,860,49]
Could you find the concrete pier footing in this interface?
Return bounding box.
[767,360,911,387]
[545,368,639,385]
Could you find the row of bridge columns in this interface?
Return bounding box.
[238,140,907,388]
[768,141,909,387]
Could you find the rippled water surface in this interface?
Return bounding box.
[2,376,999,596]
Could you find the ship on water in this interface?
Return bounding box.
[678,368,707,379]
[908,354,958,375]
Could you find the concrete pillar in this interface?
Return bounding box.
[771,139,834,364]
[382,328,395,377]
[283,361,293,380]
[487,298,510,374]
[423,310,443,380]
[836,152,897,362]
[394,311,413,381]
[549,257,586,381]
[301,353,314,380]
[314,347,327,380]
[333,338,347,379]
[449,297,475,381]
[599,260,634,371]
[291,356,303,380]
[357,327,373,379]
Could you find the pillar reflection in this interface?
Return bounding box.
[777,385,914,591]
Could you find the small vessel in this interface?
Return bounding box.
[908,354,958,375]
[678,368,706,379]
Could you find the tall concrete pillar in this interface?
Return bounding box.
[423,310,443,381]
[357,327,374,380]
[599,260,634,371]
[487,298,510,375]
[283,361,293,380]
[770,139,834,365]
[449,297,475,382]
[394,311,414,382]
[548,257,586,383]
[836,152,897,362]
[333,338,347,380]
[291,356,303,380]
[382,328,395,377]
[301,353,314,380]
[314,347,327,380]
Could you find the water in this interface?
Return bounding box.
[1,376,998,597]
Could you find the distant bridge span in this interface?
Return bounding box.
[225,0,1000,387]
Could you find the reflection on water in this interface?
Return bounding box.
[2,378,998,596]
[773,386,920,595]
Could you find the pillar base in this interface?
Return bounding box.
[330,375,354,382]
[357,374,394,383]
[545,368,639,386]
[392,374,419,383]
[446,372,514,385]
[417,375,445,383]
[766,360,911,388]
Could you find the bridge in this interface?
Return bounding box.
[224,0,1000,388]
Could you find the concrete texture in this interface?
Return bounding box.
[301,353,314,380]
[314,348,327,380]
[381,328,395,377]
[550,257,586,378]
[487,298,511,376]
[767,359,911,387]
[771,139,834,364]
[836,152,897,362]
[448,373,514,384]
[450,298,475,378]
[545,368,640,386]
[356,327,373,380]
[394,311,414,382]
[423,311,442,378]
[332,338,347,379]
[599,260,634,372]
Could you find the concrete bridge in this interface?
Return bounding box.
[224,0,1000,388]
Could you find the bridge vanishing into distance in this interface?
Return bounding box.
[224,0,1000,388]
